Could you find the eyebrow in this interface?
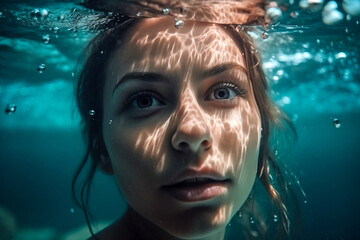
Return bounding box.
[203,62,248,78]
[112,72,165,95]
[112,63,248,95]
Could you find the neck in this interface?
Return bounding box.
[121,207,226,240]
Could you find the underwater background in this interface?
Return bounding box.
[0,0,359,239]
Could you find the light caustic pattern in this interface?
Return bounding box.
[119,18,261,177]
[103,17,261,229]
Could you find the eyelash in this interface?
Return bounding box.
[122,81,247,111]
[206,82,247,100]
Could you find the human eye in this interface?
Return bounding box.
[124,91,165,112]
[206,82,247,101]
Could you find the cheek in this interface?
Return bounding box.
[229,101,261,205]
[103,123,155,201]
[102,118,171,206]
[212,101,261,173]
[211,100,260,206]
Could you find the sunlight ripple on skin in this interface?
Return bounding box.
[102,17,262,239]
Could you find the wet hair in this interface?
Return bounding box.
[72,17,301,239]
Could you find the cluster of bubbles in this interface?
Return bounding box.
[236,211,279,225]
[266,0,360,26]
[135,8,183,29]
[30,8,49,19]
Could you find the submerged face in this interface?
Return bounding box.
[102,17,261,238]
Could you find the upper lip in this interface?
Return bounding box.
[163,167,230,187]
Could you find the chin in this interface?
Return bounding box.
[159,206,231,239]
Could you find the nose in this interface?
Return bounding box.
[171,89,212,153]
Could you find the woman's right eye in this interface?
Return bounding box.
[124,91,165,111]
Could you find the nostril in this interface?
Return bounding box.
[179,142,189,150]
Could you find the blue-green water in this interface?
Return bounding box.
[0,0,359,239]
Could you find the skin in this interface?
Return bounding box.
[99,17,261,240]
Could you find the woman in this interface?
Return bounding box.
[73,16,300,240]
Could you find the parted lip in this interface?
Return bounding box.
[163,167,231,187]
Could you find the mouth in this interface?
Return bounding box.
[163,177,231,202]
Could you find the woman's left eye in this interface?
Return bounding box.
[207,83,245,101]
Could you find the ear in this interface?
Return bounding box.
[99,155,114,174]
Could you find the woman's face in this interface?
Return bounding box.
[102,17,261,238]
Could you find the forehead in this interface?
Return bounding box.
[108,17,245,74]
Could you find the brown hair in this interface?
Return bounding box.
[72,17,301,239]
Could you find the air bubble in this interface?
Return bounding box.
[42,34,50,44]
[136,12,141,17]
[250,217,255,224]
[322,1,344,25]
[162,8,170,15]
[281,96,291,105]
[57,15,65,21]
[343,0,360,16]
[37,64,46,73]
[261,32,269,39]
[30,9,41,18]
[333,118,341,128]
[5,104,16,114]
[89,110,96,116]
[51,26,60,33]
[300,0,324,12]
[174,19,184,29]
[273,214,279,222]
[290,11,299,18]
[108,120,113,125]
[40,9,49,18]
[31,9,48,19]
[335,52,347,59]
[236,25,245,32]
[238,211,243,218]
[266,6,282,22]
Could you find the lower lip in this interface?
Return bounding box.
[164,181,229,202]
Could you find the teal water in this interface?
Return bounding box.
[0,0,359,239]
